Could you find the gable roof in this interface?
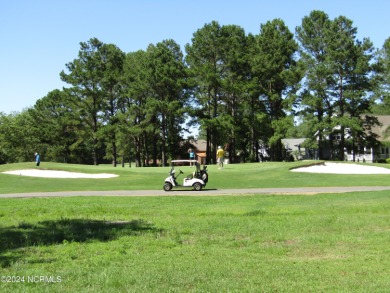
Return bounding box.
[370,115,390,142]
[281,138,306,151]
[189,139,207,152]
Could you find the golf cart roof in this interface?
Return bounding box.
[171,160,197,163]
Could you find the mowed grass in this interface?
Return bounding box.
[1,161,390,194]
[1,161,390,292]
[1,192,390,292]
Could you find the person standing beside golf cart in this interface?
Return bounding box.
[188,148,195,167]
[217,146,224,169]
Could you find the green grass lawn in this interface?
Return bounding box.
[1,161,390,292]
[1,192,390,292]
[1,161,390,194]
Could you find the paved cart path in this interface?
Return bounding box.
[1,186,390,198]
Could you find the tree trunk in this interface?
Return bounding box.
[161,114,167,167]
[112,138,117,167]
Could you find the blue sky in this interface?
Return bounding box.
[1,0,389,114]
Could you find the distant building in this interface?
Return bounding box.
[351,115,390,162]
[188,139,207,164]
[312,115,390,163]
[281,138,309,161]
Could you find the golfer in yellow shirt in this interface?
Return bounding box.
[217,146,224,169]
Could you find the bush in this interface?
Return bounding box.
[376,158,386,163]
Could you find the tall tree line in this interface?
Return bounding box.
[1,11,389,165]
[296,11,379,161]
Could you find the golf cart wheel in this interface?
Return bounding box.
[193,182,202,191]
[164,182,172,191]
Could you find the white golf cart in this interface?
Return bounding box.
[163,159,208,191]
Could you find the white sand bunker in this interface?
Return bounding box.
[2,169,118,178]
[291,162,390,174]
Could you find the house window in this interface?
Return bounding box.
[334,134,342,141]
[383,147,390,157]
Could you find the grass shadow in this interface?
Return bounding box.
[0,218,162,267]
